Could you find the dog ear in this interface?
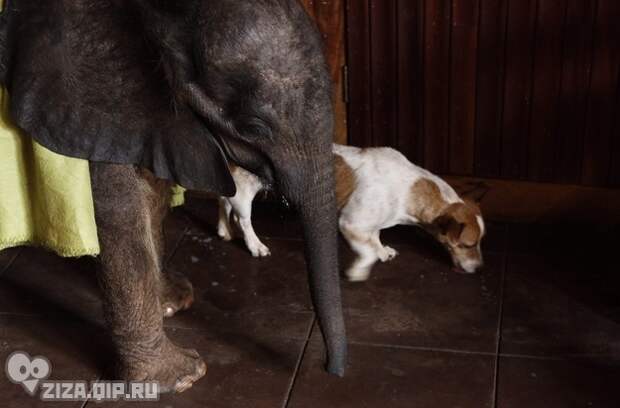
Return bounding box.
[460,224,479,246]
[434,213,465,242]
[459,181,490,204]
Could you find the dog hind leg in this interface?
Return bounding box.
[340,222,379,281]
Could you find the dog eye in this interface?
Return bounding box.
[458,243,476,249]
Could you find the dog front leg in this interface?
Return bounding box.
[91,163,206,393]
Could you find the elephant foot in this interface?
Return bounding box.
[120,338,207,393]
[161,270,194,317]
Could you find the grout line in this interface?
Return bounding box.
[80,393,91,408]
[499,352,620,361]
[492,233,508,408]
[282,315,316,408]
[0,247,22,277]
[347,340,497,357]
[347,340,598,363]
[78,374,103,408]
[262,235,304,242]
[0,311,43,317]
[499,353,565,361]
[164,221,191,266]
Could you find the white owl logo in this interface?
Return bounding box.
[5,351,51,395]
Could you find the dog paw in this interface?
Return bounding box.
[217,225,233,241]
[248,241,271,258]
[378,246,398,262]
[346,267,371,282]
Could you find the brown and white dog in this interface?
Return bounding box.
[218,144,486,281]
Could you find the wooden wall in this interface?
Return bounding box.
[300,0,348,144]
[346,0,620,187]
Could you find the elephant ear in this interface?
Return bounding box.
[5,0,235,195]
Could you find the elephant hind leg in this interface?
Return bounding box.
[90,163,205,393]
[141,170,195,318]
[161,269,194,318]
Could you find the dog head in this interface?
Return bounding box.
[431,199,486,273]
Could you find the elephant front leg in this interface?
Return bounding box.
[91,163,206,393]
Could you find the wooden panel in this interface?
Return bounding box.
[449,0,479,175]
[370,0,398,147]
[345,0,372,146]
[528,0,567,182]
[553,0,596,184]
[474,0,508,178]
[345,0,620,189]
[582,0,620,186]
[423,0,452,174]
[300,0,347,144]
[500,0,538,180]
[396,0,424,164]
[610,79,620,187]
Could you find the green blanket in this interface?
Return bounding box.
[0,86,185,257]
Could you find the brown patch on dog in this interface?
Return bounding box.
[334,153,356,210]
[407,178,448,222]
[436,200,482,246]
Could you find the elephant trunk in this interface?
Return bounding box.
[277,152,347,376]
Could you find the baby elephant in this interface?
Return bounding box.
[218,144,487,281]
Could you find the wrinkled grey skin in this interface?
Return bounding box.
[0,0,346,392]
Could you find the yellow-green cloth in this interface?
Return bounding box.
[0,86,186,257]
[0,86,101,256]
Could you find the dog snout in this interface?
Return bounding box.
[459,257,483,274]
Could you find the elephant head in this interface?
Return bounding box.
[1,0,346,375]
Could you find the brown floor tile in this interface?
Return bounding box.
[0,247,21,274]
[95,324,310,408]
[501,253,620,357]
[0,315,109,408]
[0,210,192,323]
[287,330,495,408]
[507,222,618,257]
[0,248,102,324]
[163,229,314,336]
[341,248,503,352]
[496,356,620,408]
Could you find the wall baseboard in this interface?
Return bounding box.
[444,176,620,224]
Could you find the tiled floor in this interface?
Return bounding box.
[0,194,619,407]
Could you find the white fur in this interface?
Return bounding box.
[217,166,270,257]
